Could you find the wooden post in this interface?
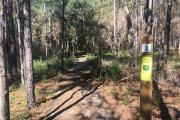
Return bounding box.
[140,35,153,120]
[140,0,153,119]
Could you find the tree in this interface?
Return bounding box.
[6,0,17,82]
[15,0,25,85]
[44,3,48,61]
[23,0,36,109]
[144,0,153,34]
[113,0,117,55]
[163,0,172,63]
[58,0,65,72]
[0,0,10,119]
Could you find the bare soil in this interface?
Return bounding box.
[11,57,180,120]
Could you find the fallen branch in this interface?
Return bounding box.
[118,73,139,83]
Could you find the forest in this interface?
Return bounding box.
[0,0,180,120]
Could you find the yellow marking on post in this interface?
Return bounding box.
[141,56,152,81]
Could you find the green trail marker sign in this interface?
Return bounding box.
[141,56,153,81]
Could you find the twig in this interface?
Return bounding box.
[118,73,139,83]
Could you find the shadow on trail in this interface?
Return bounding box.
[38,82,103,120]
[45,59,95,101]
[47,80,91,100]
[153,81,172,120]
[77,110,121,120]
[173,107,180,119]
[36,57,104,120]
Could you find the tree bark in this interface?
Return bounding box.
[6,0,17,82]
[113,0,117,55]
[23,0,35,109]
[44,3,48,61]
[144,0,153,34]
[15,0,25,85]
[0,0,10,119]
[60,0,65,72]
[163,0,172,63]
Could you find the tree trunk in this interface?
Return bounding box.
[135,0,139,66]
[163,0,172,63]
[44,3,48,61]
[60,0,65,72]
[113,0,117,55]
[19,0,25,85]
[0,0,10,119]
[15,0,25,85]
[23,0,35,109]
[6,0,17,82]
[144,0,153,34]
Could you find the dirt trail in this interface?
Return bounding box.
[32,57,109,120]
[31,56,180,120]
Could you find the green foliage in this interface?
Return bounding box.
[64,56,77,70]
[86,54,96,61]
[102,52,115,60]
[122,95,129,105]
[107,61,122,81]
[153,97,160,106]
[122,87,133,105]
[169,54,180,70]
[88,56,99,78]
[9,81,21,91]
[12,113,31,120]
[34,56,76,81]
[34,58,49,80]
[46,89,54,96]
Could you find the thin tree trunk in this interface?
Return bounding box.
[163,0,172,63]
[23,0,35,109]
[15,0,25,85]
[113,0,117,55]
[44,3,48,61]
[144,0,153,34]
[61,0,65,72]
[0,0,10,119]
[135,0,139,66]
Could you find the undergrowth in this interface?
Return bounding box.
[34,56,76,81]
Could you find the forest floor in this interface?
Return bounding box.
[10,56,180,120]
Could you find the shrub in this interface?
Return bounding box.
[64,56,77,70]
[107,61,122,81]
[34,56,76,81]
[12,113,31,120]
[122,87,133,105]
[34,58,48,80]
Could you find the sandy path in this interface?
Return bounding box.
[31,57,180,120]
